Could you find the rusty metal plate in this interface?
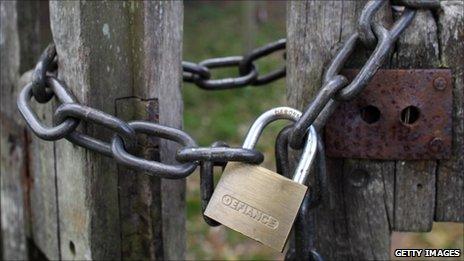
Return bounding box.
[325,69,452,160]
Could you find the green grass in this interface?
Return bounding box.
[183,2,287,260]
[183,2,287,146]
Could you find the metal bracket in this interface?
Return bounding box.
[325,69,452,160]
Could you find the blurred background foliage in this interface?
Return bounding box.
[182,1,463,260]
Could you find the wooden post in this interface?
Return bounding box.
[434,0,464,223]
[287,1,463,259]
[2,1,184,260]
[115,2,185,260]
[1,1,51,259]
[42,1,183,260]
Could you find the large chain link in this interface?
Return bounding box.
[17,1,440,259]
[18,56,264,178]
[288,3,418,149]
[183,38,286,89]
[18,0,438,178]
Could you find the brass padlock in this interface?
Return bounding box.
[204,107,318,252]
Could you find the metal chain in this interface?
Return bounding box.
[17,1,439,255]
[183,38,286,90]
[18,50,264,178]
[288,4,418,149]
[18,0,439,175]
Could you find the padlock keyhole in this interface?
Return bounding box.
[360,105,381,124]
[400,106,420,125]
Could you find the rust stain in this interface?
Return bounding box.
[325,69,453,160]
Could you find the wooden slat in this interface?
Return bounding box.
[288,1,463,259]
[121,2,185,259]
[342,161,394,260]
[131,2,185,259]
[1,1,50,259]
[0,116,28,261]
[49,2,132,259]
[435,0,464,222]
[28,92,60,260]
[0,118,28,261]
[116,98,163,260]
[49,1,184,260]
[18,2,63,259]
[392,10,439,232]
[287,1,393,259]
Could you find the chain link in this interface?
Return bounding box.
[358,0,386,47]
[18,0,435,177]
[391,0,441,9]
[17,2,439,253]
[111,121,199,178]
[288,5,417,149]
[199,141,229,227]
[183,38,286,89]
[177,146,263,164]
[19,0,439,175]
[238,39,286,85]
[18,76,79,140]
[55,103,138,156]
[191,56,259,90]
[31,44,57,103]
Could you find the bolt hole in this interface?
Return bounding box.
[69,241,76,255]
[400,106,420,125]
[360,105,381,124]
[349,169,369,187]
[417,183,423,189]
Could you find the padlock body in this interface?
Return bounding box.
[204,162,307,252]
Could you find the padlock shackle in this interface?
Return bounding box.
[243,106,318,185]
[242,107,302,149]
[292,125,318,184]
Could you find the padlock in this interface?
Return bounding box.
[204,107,318,252]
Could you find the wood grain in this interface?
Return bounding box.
[21,2,63,259]
[116,98,164,260]
[1,1,51,259]
[134,1,186,260]
[49,1,184,260]
[287,1,391,259]
[50,2,131,259]
[435,0,464,222]
[287,1,463,259]
[0,3,27,257]
[129,2,185,259]
[392,10,439,232]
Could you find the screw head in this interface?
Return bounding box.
[433,77,447,91]
[428,138,444,153]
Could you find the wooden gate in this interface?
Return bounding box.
[287,1,463,259]
[1,1,462,260]
[1,1,184,260]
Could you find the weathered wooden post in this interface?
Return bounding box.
[1,1,51,259]
[287,0,462,259]
[49,1,184,260]
[2,1,184,260]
